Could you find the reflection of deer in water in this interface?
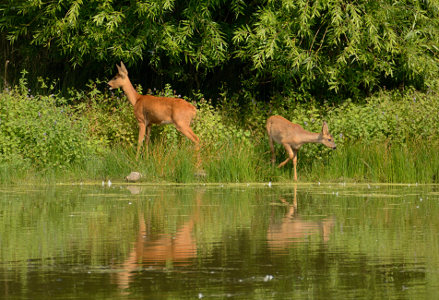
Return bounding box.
[267,185,334,250]
[116,191,202,290]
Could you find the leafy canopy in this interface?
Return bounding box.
[2,0,439,99]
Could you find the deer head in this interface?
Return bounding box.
[108,61,129,90]
[320,121,337,149]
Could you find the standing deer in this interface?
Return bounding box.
[266,115,336,181]
[108,62,199,159]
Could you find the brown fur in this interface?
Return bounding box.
[266,115,336,181]
[108,62,199,159]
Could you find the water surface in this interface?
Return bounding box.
[1,183,438,299]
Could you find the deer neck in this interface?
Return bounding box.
[297,130,321,147]
[121,78,140,106]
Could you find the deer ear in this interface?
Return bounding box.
[322,121,329,134]
[116,64,123,74]
[120,61,128,74]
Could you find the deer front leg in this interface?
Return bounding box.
[136,123,146,160]
[277,143,296,170]
[144,124,152,154]
[292,150,298,181]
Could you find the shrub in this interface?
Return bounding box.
[0,78,101,169]
[71,79,138,148]
[327,88,439,145]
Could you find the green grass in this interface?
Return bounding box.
[1,138,439,185]
[303,141,439,183]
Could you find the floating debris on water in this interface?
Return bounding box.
[264,275,274,282]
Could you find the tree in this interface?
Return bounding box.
[233,0,439,98]
[1,0,439,101]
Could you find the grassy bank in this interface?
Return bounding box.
[1,78,439,184]
[1,138,438,184]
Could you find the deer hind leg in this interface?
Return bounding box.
[186,128,200,145]
[175,123,199,145]
[175,122,202,168]
[278,143,296,168]
[278,144,299,181]
[268,136,276,165]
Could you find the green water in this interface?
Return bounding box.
[1,183,438,299]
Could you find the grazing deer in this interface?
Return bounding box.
[108,62,199,159]
[266,115,336,181]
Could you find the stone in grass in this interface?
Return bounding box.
[125,171,142,182]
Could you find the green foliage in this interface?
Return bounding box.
[71,79,137,148]
[327,87,439,144]
[203,142,269,182]
[193,98,252,148]
[0,74,101,169]
[2,0,439,100]
[1,0,231,70]
[233,0,439,97]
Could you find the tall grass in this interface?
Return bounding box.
[304,141,439,183]
[3,136,438,184]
